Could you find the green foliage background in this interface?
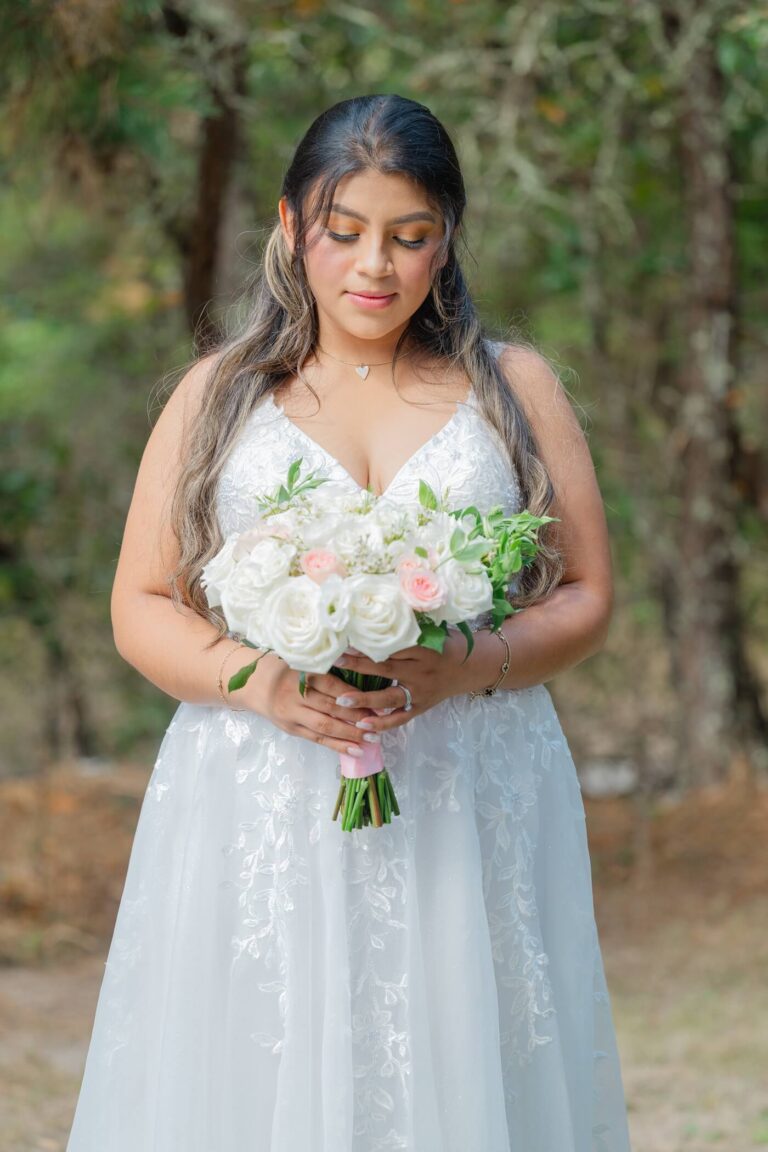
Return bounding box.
[0,0,765,778]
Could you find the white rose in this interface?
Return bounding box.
[260,576,347,672]
[345,573,421,662]
[200,534,240,608]
[306,481,358,512]
[419,511,457,560]
[370,498,411,537]
[219,557,272,635]
[232,521,293,561]
[332,517,369,568]
[247,538,296,583]
[219,540,294,635]
[430,558,493,624]
[317,573,352,633]
[298,510,346,549]
[242,603,268,648]
[384,535,412,568]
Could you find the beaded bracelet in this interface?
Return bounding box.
[468,627,511,700]
[217,642,248,711]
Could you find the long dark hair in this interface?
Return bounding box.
[166,94,565,638]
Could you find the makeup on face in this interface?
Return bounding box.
[295,169,445,351]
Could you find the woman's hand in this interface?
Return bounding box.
[331,628,472,735]
[241,651,379,759]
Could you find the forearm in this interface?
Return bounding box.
[112,591,269,708]
[457,582,612,694]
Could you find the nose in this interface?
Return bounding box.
[355,235,394,278]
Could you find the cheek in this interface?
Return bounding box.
[399,250,436,294]
[304,241,350,296]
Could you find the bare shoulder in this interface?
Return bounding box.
[159,350,222,431]
[495,343,578,424]
[495,342,587,458]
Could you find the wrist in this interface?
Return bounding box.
[217,640,278,712]
[216,641,250,710]
[451,625,512,698]
[238,648,284,716]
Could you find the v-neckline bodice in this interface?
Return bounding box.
[263,387,477,500]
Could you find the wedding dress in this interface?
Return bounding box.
[67,369,633,1151]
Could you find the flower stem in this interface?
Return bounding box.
[332,778,345,822]
[369,773,382,827]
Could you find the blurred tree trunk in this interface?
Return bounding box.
[6,561,98,762]
[161,7,248,348]
[667,6,765,786]
[180,55,247,348]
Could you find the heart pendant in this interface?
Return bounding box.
[355,364,370,380]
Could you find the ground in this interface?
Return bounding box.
[0,760,767,1152]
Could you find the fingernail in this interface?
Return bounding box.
[335,656,348,667]
[355,719,375,730]
[362,732,380,743]
[346,745,364,758]
[336,695,356,706]
[345,647,362,656]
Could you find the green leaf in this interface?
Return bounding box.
[414,545,428,558]
[419,479,438,510]
[417,616,448,652]
[491,600,518,625]
[454,541,488,562]
[287,458,302,487]
[299,669,307,697]
[227,659,259,691]
[456,620,474,661]
[449,526,466,553]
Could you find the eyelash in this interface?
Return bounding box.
[325,229,427,250]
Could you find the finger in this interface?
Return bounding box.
[292,718,380,759]
[301,675,376,721]
[309,670,359,698]
[351,706,417,734]
[332,684,409,715]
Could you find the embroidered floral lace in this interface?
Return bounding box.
[67,357,633,1151]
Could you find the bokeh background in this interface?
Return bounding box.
[1,2,766,1149]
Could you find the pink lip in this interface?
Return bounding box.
[346,291,397,310]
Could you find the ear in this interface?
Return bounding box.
[278,197,295,253]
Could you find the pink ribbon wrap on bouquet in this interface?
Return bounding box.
[339,741,384,779]
[337,704,393,779]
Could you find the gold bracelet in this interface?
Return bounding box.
[468,627,511,700]
[217,642,248,711]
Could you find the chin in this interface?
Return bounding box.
[328,311,406,339]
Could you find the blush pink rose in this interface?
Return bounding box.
[395,553,427,573]
[399,566,447,611]
[300,548,347,583]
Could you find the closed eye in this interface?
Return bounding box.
[325,229,427,250]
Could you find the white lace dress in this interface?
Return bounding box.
[67,383,633,1152]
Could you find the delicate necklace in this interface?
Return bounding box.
[317,344,414,381]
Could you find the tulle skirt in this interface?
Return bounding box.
[67,686,632,1151]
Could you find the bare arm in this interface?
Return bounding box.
[458,344,614,692]
[110,355,261,704]
[110,357,376,758]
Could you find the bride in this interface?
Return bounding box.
[67,93,633,1151]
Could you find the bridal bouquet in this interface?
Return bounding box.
[201,460,554,831]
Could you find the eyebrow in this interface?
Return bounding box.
[329,202,436,226]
